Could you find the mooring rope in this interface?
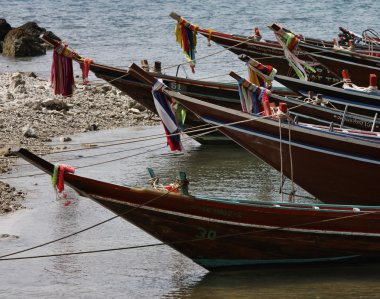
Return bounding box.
[287,117,296,201]
[278,118,284,202]
[0,189,172,259]
[3,122,215,167]
[0,143,167,180]
[0,128,219,180]
[1,122,216,156]
[3,94,373,182]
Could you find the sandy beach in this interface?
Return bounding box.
[0,71,159,214]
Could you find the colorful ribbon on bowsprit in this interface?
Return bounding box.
[51,163,75,193]
[247,59,277,89]
[236,77,271,114]
[175,19,197,72]
[51,43,75,97]
[273,28,315,80]
[151,79,183,151]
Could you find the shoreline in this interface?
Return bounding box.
[0,71,159,215]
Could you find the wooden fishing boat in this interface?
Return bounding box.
[39,33,380,136]
[88,62,380,132]
[13,147,380,270]
[40,32,234,144]
[170,12,380,86]
[89,61,380,132]
[65,57,380,133]
[86,62,237,144]
[265,23,380,87]
[169,12,339,84]
[238,55,380,131]
[128,63,380,206]
[169,90,380,206]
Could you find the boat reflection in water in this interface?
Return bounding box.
[172,263,380,299]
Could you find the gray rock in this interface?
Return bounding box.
[41,97,60,107]
[22,124,37,138]
[26,72,37,78]
[59,136,72,142]
[0,19,11,41]
[9,73,24,90]
[0,147,11,157]
[41,97,70,111]
[10,72,22,81]
[0,234,19,241]
[86,123,99,131]
[101,85,112,92]
[0,19,11,53]
[3,91,14,101]
[128,108,141,114]
[13,84,26,94]
[19,22,46,37]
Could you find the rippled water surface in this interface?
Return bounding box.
[1,0,379,82]
[1,1,380,298]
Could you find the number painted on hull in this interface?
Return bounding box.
[170,82,181,91]
[196,227,216,240]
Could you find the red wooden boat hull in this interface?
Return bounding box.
[91,62,380,133]
[13,148,380,270]
[170,14,380,87]
[167,13,339,84]
[206,31,380,87]
[164,90,380,206]
[195,30,338,84]
[39,33,380,135]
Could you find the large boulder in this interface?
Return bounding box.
[0,18,12,53]
[0,19,11,40]
[19,22,46,36]
[2,22,47,57]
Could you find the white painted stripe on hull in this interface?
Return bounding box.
[92,194,380,238]
[204,117,380,166]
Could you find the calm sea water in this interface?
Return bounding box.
[1,1,380,298]
[1,0,379,82]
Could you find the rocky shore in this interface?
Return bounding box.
[0,71,159,214]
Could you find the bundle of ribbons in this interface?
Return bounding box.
[247,59,277,89]
[236,77,271,114]
[51,43,75,97]
[175,18,198,72]
[152,79,183,151]
[273,27,315,80]
[230,58,274,114]
[51,41,93,96]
